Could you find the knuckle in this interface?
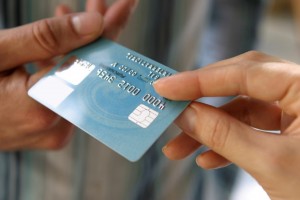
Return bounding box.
[234,96,252,125]
[32,19,59,57]
[44,131,72,150]
[242,50,270,62]
[25,109,59,133]
[281,77,300,114]
[243,50,261,59]
[45,139,67,150]
[207,116,231,151]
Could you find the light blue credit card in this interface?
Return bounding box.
[28,38,190,161]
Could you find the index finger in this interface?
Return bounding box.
[154,51,300,115]
[0,12,103,71]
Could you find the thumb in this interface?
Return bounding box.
[0,12,104,70]
[176,102,279,172]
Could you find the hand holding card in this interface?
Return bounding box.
[28,38,190,161]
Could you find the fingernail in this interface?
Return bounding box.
[154,74,176,83]
[162,146,167,154]
[153,75,175,89]
[175,105,197,134]
[153,77,165,84]
[72,12,103,36]
[195,156,202,167]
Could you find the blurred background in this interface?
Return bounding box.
[231,0,299,199]
[0,0,299,200]
[258,0,300,63]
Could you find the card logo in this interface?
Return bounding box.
[128,104,158,128]
[55,56,95,85]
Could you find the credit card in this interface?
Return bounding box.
[28,38,190,161]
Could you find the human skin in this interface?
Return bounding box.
[0,0,137,150]
[154,51,300,200]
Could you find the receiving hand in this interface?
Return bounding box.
[154,51,300,199]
